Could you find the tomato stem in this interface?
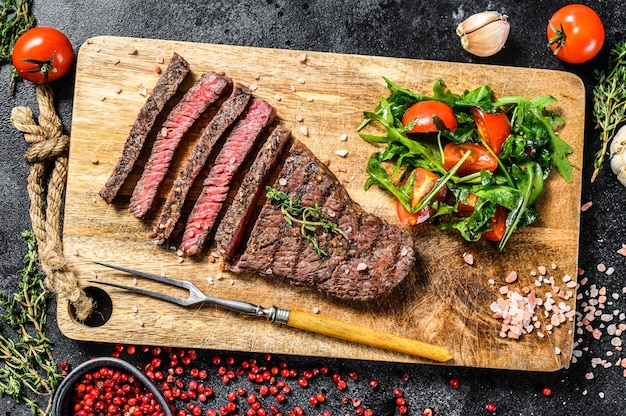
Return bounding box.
[19,51,57,82]
[547,21,566,56]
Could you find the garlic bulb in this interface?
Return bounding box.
[456,11,510,57]
[609,125,626,186]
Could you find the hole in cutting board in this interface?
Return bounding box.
[70,286,113,327]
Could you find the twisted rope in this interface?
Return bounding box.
[11,84,93,321]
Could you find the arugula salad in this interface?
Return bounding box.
[358,78,575,251]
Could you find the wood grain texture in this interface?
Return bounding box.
[59,36,585,370]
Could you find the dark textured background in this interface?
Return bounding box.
[1,1,626,415]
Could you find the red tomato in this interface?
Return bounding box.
[457,193,479,216]
[396,168,446,225]
[471,107,511,155]
[547,4,604,64]
[402,100,458,133]
[482,205,507,242]
[12,27,74,84]
[442,143,498,175]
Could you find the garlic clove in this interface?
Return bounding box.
[456,11,504,36]
[457,11,510,57]
[609,125,626,186]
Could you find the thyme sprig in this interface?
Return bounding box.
[592,42,626,182]
[0,230,63,416]
[0,0,36,91]
[266,186,341,257]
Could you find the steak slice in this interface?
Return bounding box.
[228,140,415,301]
[99,53,190,203]
[129,72,232,218]
[215,126,291,260]
[179,99,276,255]
[151,83,251,243]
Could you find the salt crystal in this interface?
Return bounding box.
[335,149,348,157]
[274,93,282,101]
[300,126,308,136]
[505,271,518,283]
[356,262,368,271]
[463,253,474,265]
[339,134,347,141]
[298,53,307,63]
[538,265,547,275]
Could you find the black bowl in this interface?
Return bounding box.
[52,356,172,416]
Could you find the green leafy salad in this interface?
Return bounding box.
[358,78,575,251]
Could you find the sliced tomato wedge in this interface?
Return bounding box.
[442,143,498,175]
[457,193,479,216]
[471,107,511,155]
[482,205,507,241]
[402,100,458,133]
[396,167,446,225]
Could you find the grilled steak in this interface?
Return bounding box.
[151,83,251,243]
[179,99,276,255]
[215,126,291,260]
[129,72,232,218]
[227,140,415,301]
[99,53,190,203]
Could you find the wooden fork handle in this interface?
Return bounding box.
[286,309,453,363]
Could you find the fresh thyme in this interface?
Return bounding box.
[0,230,63,416]
[266,186,341,257]
[0,0,36,91]
[592,42,626,182]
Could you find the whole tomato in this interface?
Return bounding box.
[12,27,74,84]
[547,4,604,64]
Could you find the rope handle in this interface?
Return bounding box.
[11,83,93,321]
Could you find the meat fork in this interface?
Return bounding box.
[90,262,453,363]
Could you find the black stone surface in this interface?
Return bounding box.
[1,1,625,415]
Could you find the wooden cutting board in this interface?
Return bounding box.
[59,36,584,371]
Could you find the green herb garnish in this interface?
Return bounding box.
[266,186,341,257]
[592,42,626,182]
[0,230,63,416]
[0,0,36,92]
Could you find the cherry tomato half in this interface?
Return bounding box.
[482,205,507,242]
[442,143,498,175]
[402,100,458,133]
[457,193,479,216]
[12,27,74,84]
[471,107,511,155]
[396,168,447,226]
[547,4,604,64]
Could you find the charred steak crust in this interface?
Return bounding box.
[99,53,190,203]
[129,72,232,218]
[215,125,292,260]
[179,98,276,256]
[151,83,252,243]
[229,140,415,301]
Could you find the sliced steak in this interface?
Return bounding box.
[151,83,251,243]
[129,72,232,218]
[99,53,190,203]
[227,140,415,301]
[179,99,276,255]
[215,126,291,260]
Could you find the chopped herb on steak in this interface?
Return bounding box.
[99,52,190,203]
